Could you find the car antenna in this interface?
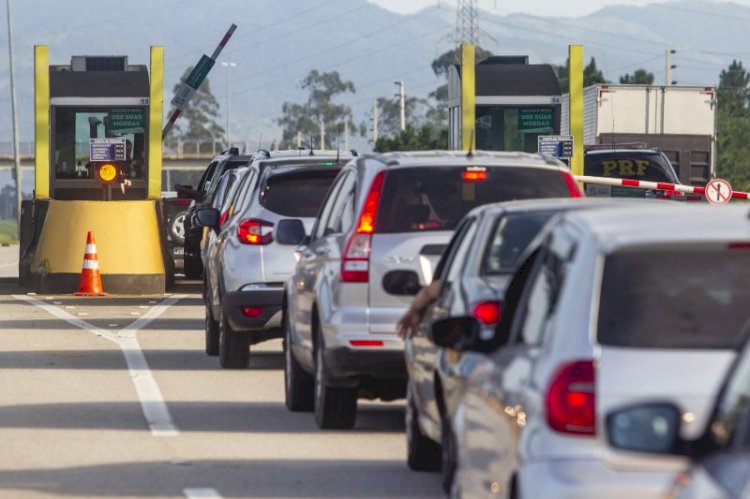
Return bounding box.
[309,136,314,156]
[466,130,475,159]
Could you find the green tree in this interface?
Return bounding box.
[619,68,655,84]
[716,60,750,191]
[554,57,609,92]
[277,70,359,149]
[375,95,432,138]
[718,60,750,118]
[374,124,448,152]
[172,67,225,142]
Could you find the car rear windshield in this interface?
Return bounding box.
[375,166,571,233]
[584,153,676,183]
[598,246,750,349]
[481,211,556,275]
[260,169,339,217]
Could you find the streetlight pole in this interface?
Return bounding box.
[6,0,22,232]
[221,61,236,146]
[394,81,405,131]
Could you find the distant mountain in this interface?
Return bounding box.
[0,0,746,148]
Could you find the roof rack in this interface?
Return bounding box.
[585,142,649,151]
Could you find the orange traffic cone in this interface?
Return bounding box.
[75,231,107,296]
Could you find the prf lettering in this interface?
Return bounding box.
[602,160,649,176]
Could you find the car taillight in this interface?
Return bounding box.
[341,171,386,282]
[219,211,229,227]
[546,360,596,435]
[561,171,584,198]
[473,301,502,325]
[237,219,273,245]
[242,306,264,318]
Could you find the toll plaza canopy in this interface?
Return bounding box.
[448,55,561,152]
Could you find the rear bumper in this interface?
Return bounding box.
[323,346,407,380]
[514,459,674,499]
[222,288,284,333]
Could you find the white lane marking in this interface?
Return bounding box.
[184,489,223,499]
[13,294,185,437]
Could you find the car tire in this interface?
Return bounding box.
[184,254,202,279]
[219,309,249,369]
[205,303,220,356]
[314,339,357,429]
[441,413,458,492]
[406,383,441,471]
[169,211,187,246]
[284,311,314,412]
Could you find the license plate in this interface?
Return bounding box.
[172,247,184,256]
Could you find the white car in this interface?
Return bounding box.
[432,203,750,498]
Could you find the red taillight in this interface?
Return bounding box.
[175,199,192,205]
[219,211,229,227]
[349,340,384,347]
[463,170,487,181]
[561,171,584,198]
[546,360,596,435]
[238,219,273,245]
[242,306,264,318]
[473,301,502,325]
[341,171,386,282]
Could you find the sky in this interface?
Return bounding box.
[370,0,750,17]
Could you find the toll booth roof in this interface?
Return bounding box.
[452,61,560,97]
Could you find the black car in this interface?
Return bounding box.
[182,148,258,278]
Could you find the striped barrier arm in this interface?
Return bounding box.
[575,175,750,200]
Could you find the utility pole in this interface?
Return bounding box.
[6,0,22,230]
[372,99,379,144]
[296,131,302,149]
[344,121,349,150]
[665,49,676,86]
[395,81,405,131]
[221,61,236,146]
[320,122,325,151]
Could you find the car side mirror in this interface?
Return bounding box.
[276,219,307,245]
[606,403,684,455]
[431,316,482,352]
[194,207,220,232]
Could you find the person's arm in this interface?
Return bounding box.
[397,280,441,339]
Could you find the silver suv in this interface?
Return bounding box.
[283,151,582,429]
[196,151,352,368]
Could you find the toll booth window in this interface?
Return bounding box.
[475,106,555,153]
[53,107,147,180]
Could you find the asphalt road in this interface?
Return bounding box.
[0,262,442,497]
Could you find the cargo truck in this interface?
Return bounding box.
[561,84,716,185]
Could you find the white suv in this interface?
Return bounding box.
[432,203,750,498]
[283,151,582,429]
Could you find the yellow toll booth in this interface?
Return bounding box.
[19,47,171,294]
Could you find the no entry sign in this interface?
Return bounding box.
[705,178,733,204]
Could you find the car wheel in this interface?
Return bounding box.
[406,383,441,471]
[284,311,314,412]
[314,338,357,429]
[169,211,187,245]
[441,413,458,492]
[184,254,202,279]
[205,302,219,356]
[218,309,249,369]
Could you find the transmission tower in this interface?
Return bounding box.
[455,0,480,45]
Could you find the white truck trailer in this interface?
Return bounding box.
[561,84,716,185]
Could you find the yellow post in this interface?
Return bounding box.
[147,46,164,199]
[34,45,50,199]
[460,44,476,151]
[568,44,584,177]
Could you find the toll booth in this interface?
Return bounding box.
[448,56,562,152]
[19,47,169,294]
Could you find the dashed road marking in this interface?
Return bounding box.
[184,489,223,499]
[13,294,185,437]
